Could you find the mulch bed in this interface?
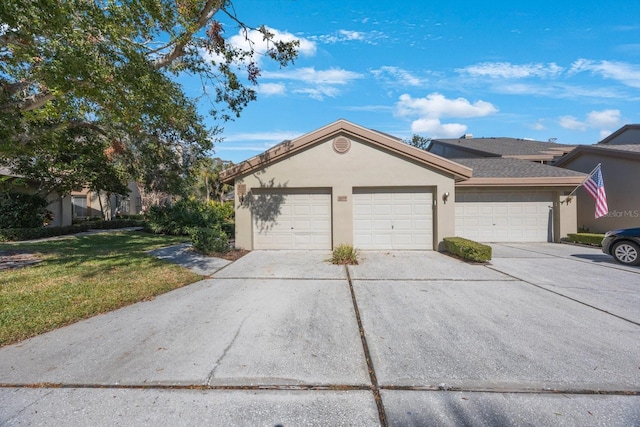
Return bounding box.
[0,250,42,271]
[206,249,250,261]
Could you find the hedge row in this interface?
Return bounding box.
[565,233,605,247]
[443,236,492,262]
[0,219,145,242]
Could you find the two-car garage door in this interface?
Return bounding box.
[252,188,434,250]
[455,191,552,242]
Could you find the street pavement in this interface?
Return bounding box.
[1,243,639,426]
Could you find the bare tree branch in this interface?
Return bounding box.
[152,0,224,70]
[1,90,55,112]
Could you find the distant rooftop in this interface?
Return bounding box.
[431,137,575,158]
[452,158,586,179]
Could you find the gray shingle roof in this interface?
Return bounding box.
[452,158,587,178]
[592,144,640,154]
[433,137,575,157]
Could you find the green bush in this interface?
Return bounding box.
[566,233,605,246]
[443,237,492,262]
[145,199,234,236]
[0,191,51,228]
[190,226,229,254]
[330,244,359,265]
[0,219,145,242]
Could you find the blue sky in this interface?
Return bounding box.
[196,0,640,163]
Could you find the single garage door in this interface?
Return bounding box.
[353,189,433,250]
[252,190,331,249]
[455,191,552,242]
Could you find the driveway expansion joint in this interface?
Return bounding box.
[379,385,640,396]
[345,265,388,427]
[485,265,640,327]
[0,383,374,392]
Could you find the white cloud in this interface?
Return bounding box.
[458,62,564,79]
[293,86,341,101]
[338,30,365,41]
[309,29,386,45]
[410,119,468,137]
[586,109,621,128]
[262,67,363,100]
[371,66,424,87]
[203,26,316,65]
[570,59,640,88]
[600,129,614,139]
[559,109,621,133]
[558,115,587,131]
[529,121,546,131]
[395,93,498,138]
[264,67,362,85]
[396,93,498,119]
[256,83,286,96]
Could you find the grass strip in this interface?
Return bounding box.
[0,231,202,346]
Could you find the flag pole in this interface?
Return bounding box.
[560,163,601,204]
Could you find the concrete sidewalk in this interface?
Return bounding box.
[1,246,639,425]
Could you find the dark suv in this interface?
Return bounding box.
[602,228,640,266]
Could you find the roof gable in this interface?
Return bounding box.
[220,119,472,183]
[597,124,640,145]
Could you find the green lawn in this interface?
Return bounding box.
[0,231,203,346]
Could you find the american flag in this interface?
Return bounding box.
[582,164,608,218]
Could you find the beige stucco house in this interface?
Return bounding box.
[555,124,640,233]
[1,167,143,226]
[221,120,585,251]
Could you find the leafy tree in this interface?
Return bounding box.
[0,191,51,228]
[190,157,234,202]
[0,0,298,196]
[404,134,432,151]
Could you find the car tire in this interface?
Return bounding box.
[611,241,640,266]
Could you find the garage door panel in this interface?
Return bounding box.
[253,191,331,249]
[354,190,433,250]
[455,191,551,243]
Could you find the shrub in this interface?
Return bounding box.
[145,199,234,236]
[0,191,51,228]
[566,233,605,247]
[330,244,359,265]
[0,219,145,242]
[190,226,229,254]
[443,237,492,262]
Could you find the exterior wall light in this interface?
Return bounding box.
[442,192,450,204]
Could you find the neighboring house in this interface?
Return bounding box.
[555,124,640,233]
[2,167,143,225]
[428,135,575,163]
[220,120,585,250]
[1,167,72,227]
[70,181,143,220]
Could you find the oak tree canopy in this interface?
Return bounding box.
[0,0,298,196]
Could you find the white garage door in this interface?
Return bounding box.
[455,191,552,242]
[252,191,331,249]
[353,189,433,250]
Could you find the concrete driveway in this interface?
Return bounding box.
[1,244,639,426]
